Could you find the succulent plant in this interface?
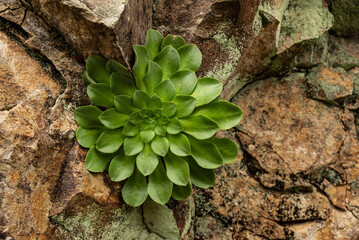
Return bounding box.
[74,29,243,206]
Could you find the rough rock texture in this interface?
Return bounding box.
[1,0,359,239]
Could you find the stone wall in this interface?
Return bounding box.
[0,0,358,239]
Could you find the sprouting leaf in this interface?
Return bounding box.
[122,122,140,137]
[143,61,163,95]
[164,152,190,186]
[99,108,129,129]
[86,55,111,84]
[87,83,115,108]
[172,183,192,200]
[110,72,136,96]
[154,45,180,80]
[167,133,191,156]
[155,125,166,136]
[76,127,103,148]
[106,59,133,80]
[206,137,238,164]
[85,146,115,172]
[177,44,202,72]
[109,150,135,181]
[179,114,218,139]
[122,168,148,206]
[193,100,243,130]
[187,135,223,169]
[145,29,164,60]
[74,106,103,128]
[148,161,173,204]
[186,156,215,188]
[154,79,176,101]
[162,101,177,118]
[128,111,142,125]
[96,129,125,153]
[132,45,149,90]
[124,134,144,156]
[137,143,159,176]
[170,70,197,95]
[172,95,196,118]
[133,90,150,109]
[191,77,222,106]
[166,117,183,134]
[82,71,96,86]
[161,34,186,50]
[151,135,169,156]
[147,94,162,109]
[114,95,138,115]
[140,129,155,143]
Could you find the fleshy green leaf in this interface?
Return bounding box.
[157,113,170,125]
[161,34,186,50]
[110,72,136,96]
[191,77,222,106]
[106,59,133,79]
[177,44,202,72]
[76,127,103,148]
[82,71,95,86]
[132,45,149,90]
[109,150,135,181]
[172,183,192,200]
[187,135,223,169]
[170,70,197,95]
[114,95,138,115]
[129,111,142,125]
[166,117,183,134]
[145,29,164,60]
[206,138,238,164]
[147,94,162,109]
[155,126,166,136]
[186,157,215,188]
[154,80,176,101]
[86,55,111,84]
[85,146,115,172]
[172,95,196,118]
[140,130,155,143]
[133,90,150,109]
[148,161,173,204]
[167,133,191,156]
[122,122,140,137]
[122,168,148,206]
[74,106,103,128]
[164,152,190,186]
[179,114,218,139]
[99,109,129,129]
[136,143,159,176]
[153,45,180,80]
[96,129,125,153]
[162,101,177,118]
[193,100,243,130]
[143,61,163,95]
[87,83,115,108]
[151,135,169,156]
[124,135,144,156]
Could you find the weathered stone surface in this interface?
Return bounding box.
[49,195,162,240]
[307,66,354,103]
[235,73,345,175]
[1,0,359,239]
[328,0,359,37]
[29,0,152,65]
[0,31,64,239]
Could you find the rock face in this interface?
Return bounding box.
[1,0,359,239]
